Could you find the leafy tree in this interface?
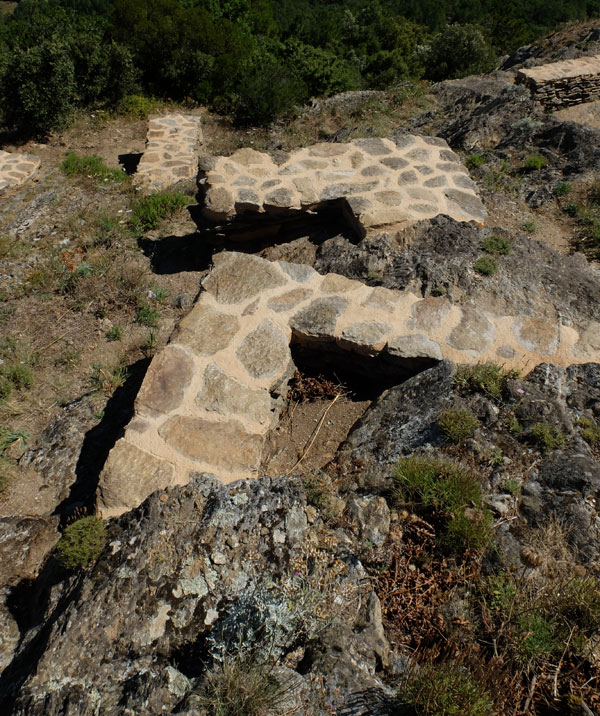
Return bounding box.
[420,23,497,81]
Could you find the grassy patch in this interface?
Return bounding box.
[473,256,498,276]
[453,362,520,401]
[437,408,480,443]
[196,653,291,716]
[393,456,493,553]
[106,326,122,342]
[399,662,494,716]
[91,363,128,394]
[523,154,548,171]
[465,153,487,170]
[136,303,159,327]
[480,235,511,255]
[55,516,106,570]
[61,153,128,184]
[130,191,189,233]
[530,422,566,452]
[578,416,600,446]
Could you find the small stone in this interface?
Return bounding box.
[386,334,443,361]
[211,551,227,564]
[354,138,394,155]
[265,187,295,207]
[236,319,291,382]
[290,297,348,339]
[347,496,390,546]
[173,302,240,356]
[380,157,409,169]
[448,307,496,352]
[204,609,219,626]
[136,345,195,415]
[203,252,287,304]
[320,273,360,293]
[340,322,391,354]
[267,288,313,312]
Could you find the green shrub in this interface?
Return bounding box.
[437,408,480,442]
[130,191,189,232]
[399,662,494,716]
[453,362,519,400]
[530,422,566,452]
[553,181,572,197]
[473,256,498,276]
[196,653,288,716]
[55,516,106,569]
[522,220,536,233]
[465,153,487,170]
[480,235,511,255]
[61,153,127,184]
[524,154,548,171]
[116,94,164,118]
[444,507,494,552]
[420,24,497,81]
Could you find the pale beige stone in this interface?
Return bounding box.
[159,416,263,472]
[97,440,175,517]
[137,345,195,415]
[173,303,240,355]
[203,252,287,304]
[237,319,290,382]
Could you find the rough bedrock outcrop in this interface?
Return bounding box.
[410,74,538,150]
[336,359,600,564]
[315,215,600,325]
[1,476,390,716]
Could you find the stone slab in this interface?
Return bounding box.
[0,150,40,193]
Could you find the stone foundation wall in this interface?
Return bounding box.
[516,55,600,109]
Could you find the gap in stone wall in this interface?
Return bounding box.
[261,340,439,478]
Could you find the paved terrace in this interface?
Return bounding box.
[97,251,600,517]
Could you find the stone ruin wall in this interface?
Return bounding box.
[516,55,600,109]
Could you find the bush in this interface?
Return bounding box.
[524,154,548,171]
[480,235,511,255]
[399,662,494,716]
[437,408,480,442]
[130,191,189,232]
[530,422,565,452]
[61,153,128,183]
[116,94,164,118]
[136,304,159,327]
[1,39,77,136]
[55,516,106,569]
[473,256,498,276]
[420,24,496,81]
[553,181,572,197]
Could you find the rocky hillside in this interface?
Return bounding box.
[2,24,600,716]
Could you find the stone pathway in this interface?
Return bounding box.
[200,136,486,236]
[517,55,600,108]
[133,114,203,193]
[97,251,600,518]
[0,150,40,193]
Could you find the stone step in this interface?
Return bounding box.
[0,150,40,193]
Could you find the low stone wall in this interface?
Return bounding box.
[0,150,40,193]
[133,114,203,193]
[200,136,486,237]
[97,251,600,518]
[516,55,600,108]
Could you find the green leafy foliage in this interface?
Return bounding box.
[578,416,600,446]
[55,516,107,569]
[465,153,487,170]
[524,154,548,171]
[553,181,572,197]
[419,24,496,81]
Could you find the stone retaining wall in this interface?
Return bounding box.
[133,114,203,193]
[200,136,486,237]
[97,251,600,518]
[516,55,600,108]
[0,150,40,193]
